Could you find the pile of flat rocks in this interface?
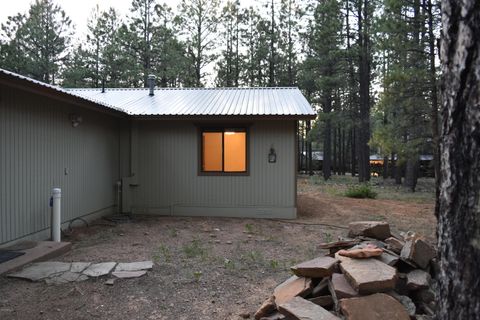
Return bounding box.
[253,221,437,320]
[8,260,153,284]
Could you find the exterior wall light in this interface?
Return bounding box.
[69,114,83,127]
[268,147,277,163]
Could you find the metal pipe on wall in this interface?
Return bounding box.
[51,188,61,242]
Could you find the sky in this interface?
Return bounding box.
[0,0,260,38]
[0,0,261,85]
[0,0,179,38]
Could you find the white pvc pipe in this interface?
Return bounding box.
[52,188,61,242]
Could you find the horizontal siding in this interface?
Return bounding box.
[132,120,295,212]
[0,86,121,244]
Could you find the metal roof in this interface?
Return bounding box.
[0,68,316,119]
[0,68,123,113]
[66,87,316,118]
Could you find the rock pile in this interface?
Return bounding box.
[253,221,437,320]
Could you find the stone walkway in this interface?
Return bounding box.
[7,261,153,284]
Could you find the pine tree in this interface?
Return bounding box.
[124,0,159,87]
[0,0,72,84]
[152,4,190,87]
[356,0,374,182]
[178,0,220,87]
[62,44,90,87]
[276,0,302,86]
[215,0,242,87]
[305,0,344,180]
[372,0,433,191]
[241,7,269,86]
[437,1,480,318]
[0,14,28,73]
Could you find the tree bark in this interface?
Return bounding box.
[382,156,389,179]
[297,121,302,172]
[357,0,371,182]
[350,128,356,177]
[323,93,333,180]
[268,0,275,87]
[390,152,396,179]
[307,120,313,176]
[427,0,441,216]
[395,160,403,185]
[333,125,337,175]
[341,128,346,175]
[437,1,480,319]
[404,159,418,192]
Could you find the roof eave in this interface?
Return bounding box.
[130,114,317,121]
[0,72,127,118]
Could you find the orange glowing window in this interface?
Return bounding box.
[201,129,247,173]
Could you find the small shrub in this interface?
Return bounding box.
[269,259,279,270]
[323,232,333,243]
[345,184,378,199]
[193,271,203,282]
[168,227,178,238]
[153,244,171,263]
[244,223,254,234]
[223,258,236,270]
[183,239,207,258]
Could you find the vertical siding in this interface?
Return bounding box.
[0,86,121,244]
[132,120,295,213]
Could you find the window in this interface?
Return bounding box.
[201,128,247,174]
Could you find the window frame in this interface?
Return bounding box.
[198,126,250,176]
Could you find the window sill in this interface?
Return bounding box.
[198,171,250,176]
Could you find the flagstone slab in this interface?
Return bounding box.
[274,275,312,305]
[336,254,397,294]
[82,262,116,277]
[278,296,340,320]
[291,257,338,278]
[114,261,153,272]
[46,271,88,284]
[339,293,410,320]
[331,273,358,299]
[70,262,92,273]
[112,270,147,278]
[8,262,71,281]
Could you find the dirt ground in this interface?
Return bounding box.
[0,177,436,320]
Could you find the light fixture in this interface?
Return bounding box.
[69,114,83,127]
[268,146,276,163]
[224,131,236,135]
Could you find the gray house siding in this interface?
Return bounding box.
[0,86,123,245]
[0,72,308,245]
[129,120,297,218]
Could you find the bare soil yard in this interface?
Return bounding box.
[0,176,436,320]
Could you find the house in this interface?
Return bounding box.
[0,69,316,246]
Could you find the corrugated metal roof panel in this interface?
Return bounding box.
[66,87,316,117]
[0,68,123,113]
[0,68,316,118]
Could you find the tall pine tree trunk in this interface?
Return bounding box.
[427,0,441,216]
[383,156,389,179]
[404,159,419,192]
[437,1,480,319]
[333,126,337,175]
[306,120,313,176]
[341,128,346,175]
[390,152,396,179]
[357,0,371,182]
[351,128,356,176]
[268,0,275,87]
[323,96,332,180]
